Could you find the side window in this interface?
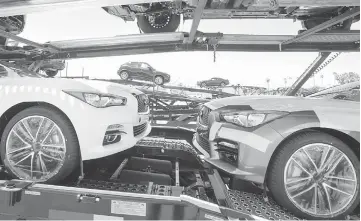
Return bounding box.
[140,63,150,69]
[140,63,146,69]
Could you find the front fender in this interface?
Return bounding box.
[0,84,88,139]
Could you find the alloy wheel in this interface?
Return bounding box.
[147,13,171,29]
[120,71,128,80]
[5,116,67,182]
[284,143,357,217]
[154,76,163,85]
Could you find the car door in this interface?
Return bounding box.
[214,78,223,85]
[209,78,219,86]
[130,62,142,79]
[139,63,154,81]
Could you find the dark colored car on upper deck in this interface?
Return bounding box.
[197,77,230,88]
[118,62,171,85]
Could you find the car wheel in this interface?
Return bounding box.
[201,82,206,88]
[154,75,164,85]
[267,131,359,220]
[0,106,80,184]
[45,70,58,78]
[119,71,129,80]
[220,82,226,87]
[137,12,180,33]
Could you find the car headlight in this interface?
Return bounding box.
[220,110,289,127]
[63,91,127,108]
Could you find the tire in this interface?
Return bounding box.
[154,75,164,85]
[119,71,129,80]
[0,106,80,184]
[220,82,226,87]
[45,70,58,78]
[267,131,359,220]
[137,13,180,33]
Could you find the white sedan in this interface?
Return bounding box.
[0,65,151,183]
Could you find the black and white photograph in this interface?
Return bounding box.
[0,0,359,220]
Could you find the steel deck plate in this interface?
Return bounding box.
[227,189,302,220]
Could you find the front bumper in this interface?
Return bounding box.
[60,92,151,161]
[192,121,283,183]
[79,110,151,161]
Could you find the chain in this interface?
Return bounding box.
[312,52,342,76]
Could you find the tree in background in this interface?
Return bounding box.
[333,72,360,85]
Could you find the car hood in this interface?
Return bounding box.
[3,77,143,96]
[205,95,360,112]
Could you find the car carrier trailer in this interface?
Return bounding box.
[0,137,303,220]
[0,0,360,220]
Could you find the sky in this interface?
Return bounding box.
[19,7,360,89]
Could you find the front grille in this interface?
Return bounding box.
[134,94,149,113]
[199,106,211,126]
[196,133,211,154]
[133,123,148,137]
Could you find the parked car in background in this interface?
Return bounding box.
[197,77,230,88]
[118,62,171,85]
[193,89,360,219]
[0,65,151,183]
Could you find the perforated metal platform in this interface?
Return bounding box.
[76,179,149,194]
[227,189,302,220]
[136,138,200,157]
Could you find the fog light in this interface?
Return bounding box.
[218,141,237,150]
[107,124,124,131]
[216,140,238,164]
[103,124,126,146]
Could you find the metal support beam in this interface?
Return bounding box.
[186,0,207,43]
[281,7,360,46]
[277,0,360,6]
[49,32,185,49]
[285,52,331,96]
[0,0,176,17]
[0,31,359,61]
[0,30,59,52]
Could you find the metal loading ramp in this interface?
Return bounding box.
[226,189,301,220]
[1,30,360,61]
